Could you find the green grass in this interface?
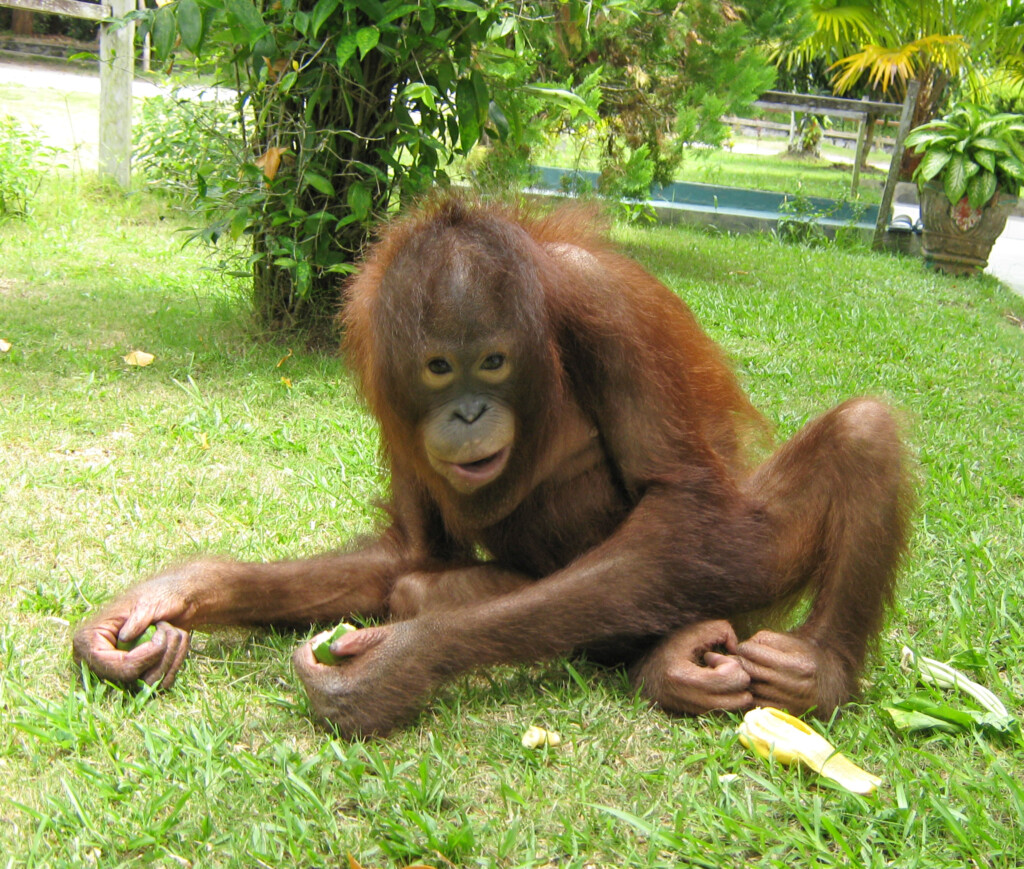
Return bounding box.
[536,133,889,204]
[3,70,882,208]
[0,81,100,171]
[672,145,886,203]
[2,177,1024,868]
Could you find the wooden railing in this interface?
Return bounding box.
[749,86,921,249]
[1,0,132,188]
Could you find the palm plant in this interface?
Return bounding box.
[904,102,1022,275]
[778,1,1024,131]
[905,103,1024,207]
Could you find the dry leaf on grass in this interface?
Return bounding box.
[123,350,155,367]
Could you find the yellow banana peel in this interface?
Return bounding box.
[521,725,562,749]
[737,707,881,796]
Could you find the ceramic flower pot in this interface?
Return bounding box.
[919,181,1018,276]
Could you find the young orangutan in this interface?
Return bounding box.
[74,196,913,736]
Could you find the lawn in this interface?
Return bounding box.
[0,80,100,171]
[672,144,887,203]
[1,177,1023,868]
[536,132,890,204]
[1,67,886,207]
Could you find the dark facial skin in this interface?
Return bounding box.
[419,341,516,494]
[73,196,914,738]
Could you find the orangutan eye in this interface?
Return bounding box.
[427,358,453,375]
[480,353,505,371]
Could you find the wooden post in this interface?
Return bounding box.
[851,114,868,196]
[1,0,121,175]
[98,0,134,188]
[873,80,921,251]
[12,7,33,33]
[138,0,150,73]
[861,115,878,165]
[2,0,110,17]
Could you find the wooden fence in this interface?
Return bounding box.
[1,0,132,187]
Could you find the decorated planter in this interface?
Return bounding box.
[904,103,1024,276]
[919,181,1018,276]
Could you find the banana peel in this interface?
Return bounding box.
[737,707,881,795]
[521,725,562,749]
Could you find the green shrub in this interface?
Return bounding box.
[131,0,560,337]
[0,115,58,218]
[905,102,1024,207]
[776,188,867,248]
[133,92,243,206]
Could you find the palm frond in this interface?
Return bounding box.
[917,33,969,75]
[829,44,915,93]
[828,34,966,95]
[809,2,876,43]
[775,2,879,69]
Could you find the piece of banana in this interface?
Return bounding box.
[737,707,881,795]
[521,725,561,749]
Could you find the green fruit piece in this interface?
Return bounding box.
[312,622,357,665]
[116,624,157,652]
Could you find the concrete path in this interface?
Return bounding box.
[0,56,165,96]
[0,57,225,171]
[2,57,1021,298]
[986,215,1024,297]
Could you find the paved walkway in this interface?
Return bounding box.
[0,57,224,170]
[2,58,1022,298]
[980,215,1024,297]
[0,56,165,96]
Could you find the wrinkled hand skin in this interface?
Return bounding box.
[635,621,844,718]
[634,620,753,715]
[72,570,199,689]
[737,630,843,717]
[291,621,440,738]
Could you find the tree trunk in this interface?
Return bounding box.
[252,231,297,334]
[900,66,948,179]
[250,223,360,348]
[860,117,876,170]
[12,10,34,36]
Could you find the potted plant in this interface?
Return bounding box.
[904,103,1024,275]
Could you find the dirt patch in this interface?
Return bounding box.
[0,277,23,297]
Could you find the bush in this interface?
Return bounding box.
[775,189,868,248]
[132,0,565,338]
[532,0,778,190]
[0,115,58,218]
[133,92,243,205]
